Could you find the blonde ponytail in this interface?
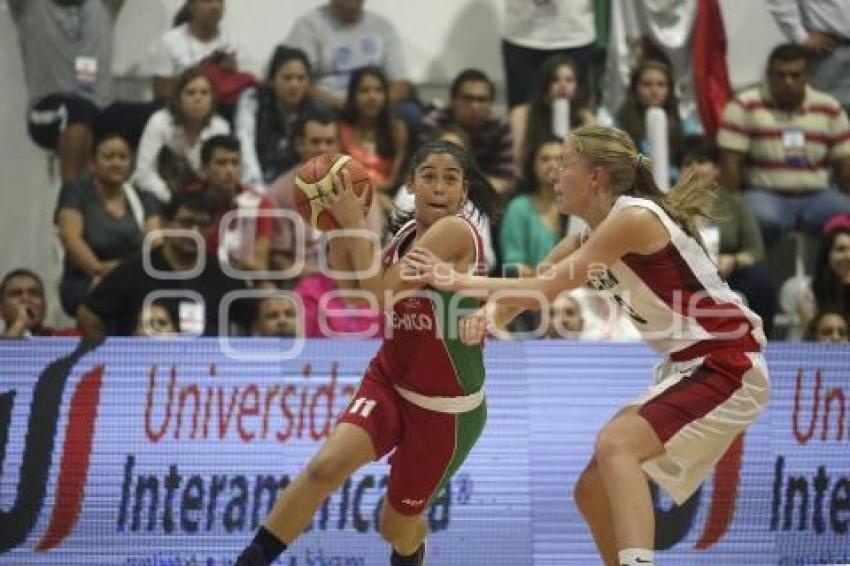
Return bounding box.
[569,125,717,246]
[659,165,717,246]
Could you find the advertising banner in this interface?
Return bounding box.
[0,339,847,565]
[524,342,850,566]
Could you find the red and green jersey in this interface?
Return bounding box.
[373,216,487,397]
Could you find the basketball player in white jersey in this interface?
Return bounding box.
[402,125,770,566]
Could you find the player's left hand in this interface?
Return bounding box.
[328,169,369,229]
[401,247,467,290]
[459,309,488,346]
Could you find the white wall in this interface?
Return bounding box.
[112,0,783,88]
[0,0,787,325]
[111,0,507,85]
[720,0,786,89]
[0,5,65,322]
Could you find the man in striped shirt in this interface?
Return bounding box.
[717,43,850,247]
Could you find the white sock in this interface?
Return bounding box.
[618,547,654,565]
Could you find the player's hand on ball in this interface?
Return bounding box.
[401,247,467,290]
[328,169,370,229]
[294,153,372,231]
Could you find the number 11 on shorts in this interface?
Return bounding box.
[349,397,377,418]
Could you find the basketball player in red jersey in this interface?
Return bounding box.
[236,140,499,566]
[404,126,770,566]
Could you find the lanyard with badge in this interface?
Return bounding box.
[75,55,99,93]
[782,125,806,167]
[179,300,206,336]
[53,4,99,93]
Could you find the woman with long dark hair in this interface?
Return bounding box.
[510,54,595,168]
[616,59,698,170]
[235,45,322,185]
[811,227,850,320]
[340,66,409,196]
[500,137,571,278]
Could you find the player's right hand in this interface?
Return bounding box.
[328,169,369,229]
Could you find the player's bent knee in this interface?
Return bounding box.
[593,425,630,464]
[303,452,349,489]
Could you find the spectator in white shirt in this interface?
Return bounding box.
[285,0,422,131]
[286,0,408,109]
[148,0,247,102]
[501,0,599,109]
[133,66,230,202]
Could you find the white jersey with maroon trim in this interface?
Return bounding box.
[585,196,765,357]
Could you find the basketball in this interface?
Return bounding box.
[294,153,373,231]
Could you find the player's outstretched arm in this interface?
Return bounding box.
[404,207,666,309]
[484,234,584,328]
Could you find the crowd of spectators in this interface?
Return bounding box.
[4,0,850,345]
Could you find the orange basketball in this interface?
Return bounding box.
[294,153,373,231]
